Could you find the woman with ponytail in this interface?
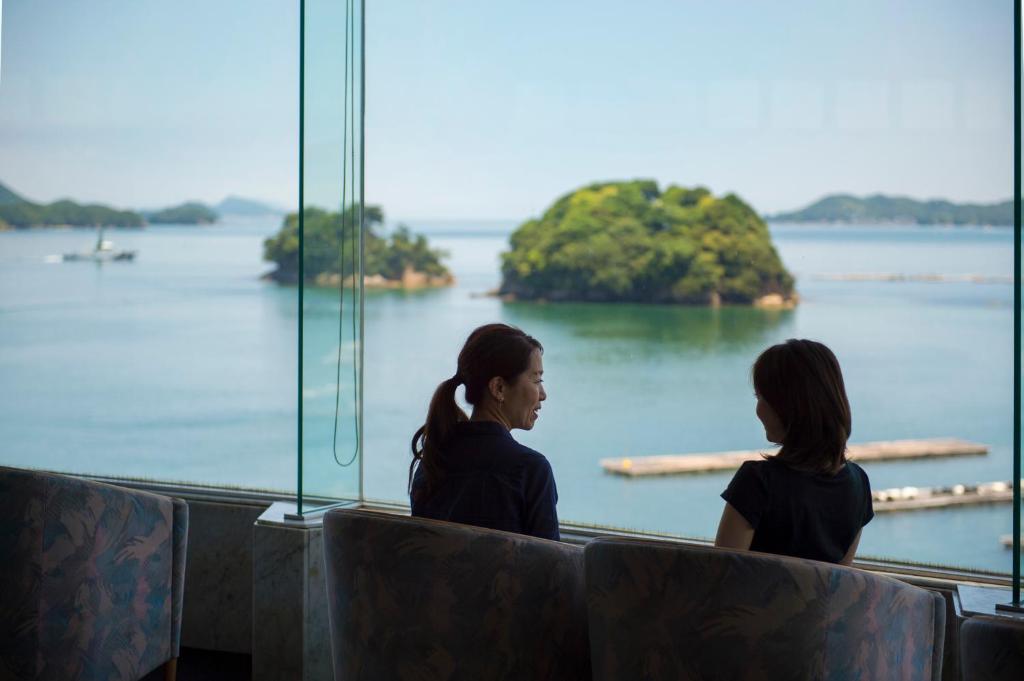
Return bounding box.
[409,323,559,540]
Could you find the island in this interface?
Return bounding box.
[0,182,144,229]
[499,180,795,306]
[770,194,1012,226]
[145,202,219,225]
[262,205,453,289]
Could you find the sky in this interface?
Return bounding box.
[0,0,1015,219]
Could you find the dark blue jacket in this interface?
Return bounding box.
[411,420,560,540]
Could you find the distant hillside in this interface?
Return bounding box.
[216,196,285,217]
[770,194,1012,226]
[0,181,26,205]
[0,180,144,228]
[146,202,218,225]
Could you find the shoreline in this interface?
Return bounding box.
[480,289,799,309]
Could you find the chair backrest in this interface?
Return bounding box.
[0,466,188,681]
[322,509,591,681]
[585,537,945,681]
[960,615,1024,681]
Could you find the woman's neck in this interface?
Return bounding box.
[470,403,511,430]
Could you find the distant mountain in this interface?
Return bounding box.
[216,196,285,217]
[145,201,218,225]
[770,194,1012,226]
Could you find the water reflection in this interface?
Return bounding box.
[502,300,795,356]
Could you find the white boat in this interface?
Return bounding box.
[62,226,136,262]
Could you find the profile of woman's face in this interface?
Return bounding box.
[755,394,785,444]
[502,349,546,430]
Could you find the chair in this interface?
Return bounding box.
[322,509,591,681]
[0,466,188,681]
[585,537,944,681]
[960,614,1024,681]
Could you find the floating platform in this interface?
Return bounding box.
[999,535,1024,548]
[874,481,1017,513]
[600,438,988,477]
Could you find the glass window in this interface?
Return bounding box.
[363,0,1017,574]
[0,1,300,492]
[0,0,1019,581]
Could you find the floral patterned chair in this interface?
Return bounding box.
[585,537,945,681]
[959,614,1024,681]
[322,509,591,681]
[0,466,188,681]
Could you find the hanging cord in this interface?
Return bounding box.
[332,0,359,467]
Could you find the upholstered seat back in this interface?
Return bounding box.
[960,615,1024,681]
[322,509,591,681]
[0,466,188,681]
[585,538,945,681]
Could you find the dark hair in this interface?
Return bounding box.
[752,339,851,475]
[409,323,543,502]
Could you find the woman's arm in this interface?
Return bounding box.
[524,456,560,541]
[714,502,755,551]
[840,529,862,566]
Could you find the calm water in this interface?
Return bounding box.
[0,221,1016,572]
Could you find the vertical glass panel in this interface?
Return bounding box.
[298,0,364,508]
[1014,0,1023,598]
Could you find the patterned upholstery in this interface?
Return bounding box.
[0,466,189,681]
[960,615,1024,681]
[585,538,945,681]
[322,509,591,681]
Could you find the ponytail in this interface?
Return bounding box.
[408,374,467,502]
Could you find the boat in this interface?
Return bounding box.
[62,226,136,262]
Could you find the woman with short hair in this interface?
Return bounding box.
[409,323,559,540]
[715,339,873,565]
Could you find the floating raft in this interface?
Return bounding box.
[600,438,988,477]
[999,535,1024,548]
[874,481,1018,513]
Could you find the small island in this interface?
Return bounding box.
[262,205,452,289]
[145,202,218,225]
[770,194,1012,226]
[499,180,795,306]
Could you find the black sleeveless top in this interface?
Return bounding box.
[411,421,560,540]
[721,458,874,564]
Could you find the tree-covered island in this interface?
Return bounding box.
[770,194,1012,225]
[0,181,144,229]
[262,205,453,289]
[500,180,795,306]
[145,202,219,224]
[0,180,221,228]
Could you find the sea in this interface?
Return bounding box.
[0,219,1017,573]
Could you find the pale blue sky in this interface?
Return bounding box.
[0,0,1014,218]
